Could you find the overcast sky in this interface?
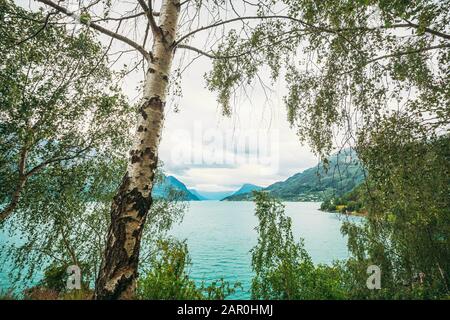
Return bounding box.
[21,0,319,192]
[155,53,319,192]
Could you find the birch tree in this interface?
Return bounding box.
[31,0,449,299]
[30,0,290,300]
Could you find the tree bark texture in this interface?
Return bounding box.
[94,0,180,300]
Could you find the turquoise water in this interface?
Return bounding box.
[0,201,358,299]
[169,201,357,299]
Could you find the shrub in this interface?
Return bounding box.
[38,261,90,294]
[137,238,240,300]
[252,192,348,299]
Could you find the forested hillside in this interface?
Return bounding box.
[225,150,364,201]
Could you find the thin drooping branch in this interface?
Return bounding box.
[25,145,92,177]
[174,15,302,46]
[59,225,79,266]
[91,10,159,22]
[0,186,25,222]
[36,0,151,60]
[176,44,219,59]
[176,29,309,59]
[0,142,93,222]
[176,43,271,60]
[342,44,450,75]
[174,14,450,47]
[370,43,450,61]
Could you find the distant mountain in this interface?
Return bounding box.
[222,184,263,200]
[224,150,365,202]
[188,189,208,200]
[190,190,234,200]
[152,176,200,201]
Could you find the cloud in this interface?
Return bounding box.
[177,163,288,191]
[154,55,318,191]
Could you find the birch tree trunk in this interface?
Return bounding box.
[94,0,180,300]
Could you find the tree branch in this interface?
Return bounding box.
[176,44,256,59]
[174,14,450,47]
[11,11,57,48]
[342,44,450,75]
[91,12,145,23]
[92,11,159,23]
[36,0,151,60]
[0,146,28,223]
[137,0,161,39]
[59,225,79,266]
[176,30,309,59]
[176,44,219,59]
[0,142,92,223]
[174,15,298,47]
[25,146,92,178]
[402,19,450,40]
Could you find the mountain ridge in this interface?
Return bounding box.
[222,183,263,200]
[223,150,364,201]
[152,175,200,201]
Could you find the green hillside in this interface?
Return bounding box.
[221,184,263,200]
[224,150,365,201]
[320,183,367,215]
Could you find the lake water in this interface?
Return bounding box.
[169,201,358,299]
[0,201,358,299]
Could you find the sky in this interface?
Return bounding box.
[20,0,319,193]
[156,57,318,192]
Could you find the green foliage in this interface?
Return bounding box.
[0,0,132,222]
[39,262,89,293]
[0,4,133,282]
[340,123,450,299]
[207,0,449,158]
[0,158,187,290]
[0,2,186,291]
[137,239,200,300]
[209,1,449,300]
[137,238,240,300]
[320,198,335,212]
[1,158,123,288]
[251,192,348,299]
[320,183,366,214]
[40,263,72,293]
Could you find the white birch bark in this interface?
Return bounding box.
[94,0,180,300]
